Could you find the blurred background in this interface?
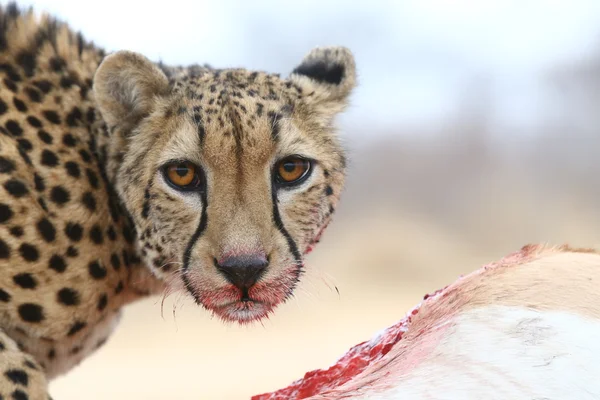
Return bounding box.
[11,0,600,398]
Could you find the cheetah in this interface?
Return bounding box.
[0,3,355,398]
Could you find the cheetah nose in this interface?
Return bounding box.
[215,253,268,290]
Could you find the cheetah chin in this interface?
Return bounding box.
[185,265,303,323]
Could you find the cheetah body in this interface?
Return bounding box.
[0,5,166,392]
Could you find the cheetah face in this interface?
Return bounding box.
[94,48,356,323]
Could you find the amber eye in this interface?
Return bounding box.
[164,161,203,191]
[274,156,312,186]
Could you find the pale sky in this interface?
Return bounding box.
[17,0,600,134]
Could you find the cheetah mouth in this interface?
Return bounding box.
[183,265,301,324]
[195,278,295,324]
[210,299,274,323]
[203,283,286,324]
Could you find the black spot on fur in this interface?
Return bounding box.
[0,156,15,173]
[62,133,76,147]
[4,179,28,198]
[76,32,84,56]
[12,389,29,400]
[38,130,53,144]
[67,321,86,336]
[26,116,42,127]
[49,57,65,71]
[0,204,12,223]
[24,87,41,102]
[268,111,281,141]
[59,76,73,89]
[79,149,92,163]
[86,169,99,188]
[66,106,82,126]
[122,249,131,267]
[255,103,264,117]
[191,113,205,145]
[33,79,52,93]
[108,198,120,223]
[17,147,31,166]
[48,255,66,273]
[5,120,22,136]
[0,63,21,82]
[16,138,32,151]
[50,186,70,204]
[3,78,17,92]
[42,110,61,124]
[57,288,80,306]
[40,150,59,167]
[107,226,117,241]
[97,293,108,311]
[65,161,80,178]
[9,227,23,237]
[81,192,96,212]
[37,197,48,212]
[36,218,56,242]
[18,303,44,323]
[66,246,78,258]
[64,222,83,242]
[122,224,135,244]
[89,224,103,244]
[16,51,36,77]
[0,288,10,302]
[12,97,27,112]
[13,273,36,289]
[4,369,28,386]
[86,107,96,123]
[110,253,121,270]
[18,244,38,262]
[88,260,107,279]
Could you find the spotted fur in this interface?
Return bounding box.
[0,3,355,397]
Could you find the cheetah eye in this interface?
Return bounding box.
[163,161,204,191]
[274,156,312,187]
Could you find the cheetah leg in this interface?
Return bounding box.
[0,329,51,400]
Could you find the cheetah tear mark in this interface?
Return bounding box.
[270,187,303,298]
[181,190,209,301]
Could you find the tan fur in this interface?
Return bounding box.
[401,244,600,347]
[445,244,600,319]
[0,3,355,398]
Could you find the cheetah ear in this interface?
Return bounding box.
[93,50,169,127]
[289,46,356,118]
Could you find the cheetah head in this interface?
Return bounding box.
[93,47,356,323]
